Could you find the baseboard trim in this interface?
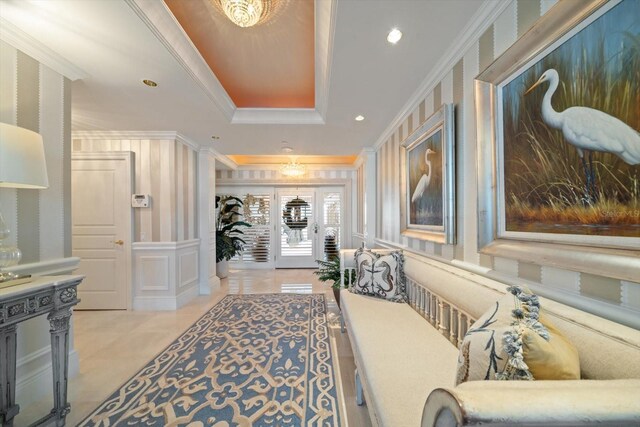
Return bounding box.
[16,349,79,409]
[134,285,199,310]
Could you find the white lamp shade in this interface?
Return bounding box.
[0,123,49,189]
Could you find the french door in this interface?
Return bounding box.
[275,187,343,268]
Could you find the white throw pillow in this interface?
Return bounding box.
[350,248,407,303]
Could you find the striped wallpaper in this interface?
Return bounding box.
[0,40,71,264]
[72,137,197,242]
[356,162,364,235]
[372,0,640,315]
[216,168,356,182]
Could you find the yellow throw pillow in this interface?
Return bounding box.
[523,313,580,380]
[455,285,580,384]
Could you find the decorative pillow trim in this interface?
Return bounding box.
[497,285,550,381]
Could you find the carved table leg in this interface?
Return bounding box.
[0,324,19,427]
[48,309,72,426]
[355,369,365,406]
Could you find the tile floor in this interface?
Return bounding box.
[15,269,372,427]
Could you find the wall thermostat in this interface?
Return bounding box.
[132,194,150,208]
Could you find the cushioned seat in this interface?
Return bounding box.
[341,290,459,427]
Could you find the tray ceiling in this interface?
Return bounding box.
[164,0,315,109]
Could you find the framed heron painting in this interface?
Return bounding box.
[476,0,639,282]
[400,103,455,244]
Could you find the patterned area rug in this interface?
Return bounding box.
[79,294,342,426]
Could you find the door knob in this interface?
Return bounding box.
[114,240,124,245]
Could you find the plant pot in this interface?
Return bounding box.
[216,260,229,279]
[332,287,341,309]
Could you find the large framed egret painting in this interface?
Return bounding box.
[400,103,455,244]
[476,0,639,282]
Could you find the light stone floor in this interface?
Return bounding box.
[15,269,372,427]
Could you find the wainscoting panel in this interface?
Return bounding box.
[133,239,200,310]
[179,250,198,289]
[139,256,170,291]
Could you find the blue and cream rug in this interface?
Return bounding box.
[79,294,342,426]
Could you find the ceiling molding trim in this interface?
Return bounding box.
[355,147,376,167]
[235,164,357,171]
[231,108,325,125]
[175,133,200,151]
[314,0,338,120]
[125,0,236,121]
[178,133,238,169]
[0,17,88,81]
[198,147,239,170]
[372,0,511,150]
[72,130,180,140]
[72,130,239,169]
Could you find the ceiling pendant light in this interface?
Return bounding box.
[280,158,306,177]
[220,0,264,28]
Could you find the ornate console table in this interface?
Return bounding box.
[0,275,83,427]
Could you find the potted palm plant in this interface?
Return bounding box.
[314,255,355,308]
[216,195,251,278]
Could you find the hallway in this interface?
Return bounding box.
[16,269,371,427]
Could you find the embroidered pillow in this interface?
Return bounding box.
[455,285,579,384]
[350,248,407,303]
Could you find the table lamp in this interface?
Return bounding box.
[0,122,49,283]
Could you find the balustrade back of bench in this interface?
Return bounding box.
[342,266,475,349]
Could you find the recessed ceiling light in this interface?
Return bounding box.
[355,115,365,121]
[282,146,293,153]
[387,28,402,44]
[142,79,158,87]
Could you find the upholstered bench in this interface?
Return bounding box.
[339,249,640,427]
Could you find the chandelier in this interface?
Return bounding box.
[219,0,268,28]
[280,159,306,177]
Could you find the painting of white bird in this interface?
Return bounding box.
[411,148,435,203]
[499,0,639,238]
[525,68,640,200]
[407,130,444,226]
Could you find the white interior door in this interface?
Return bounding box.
[72,152,132,309]
[276,190,318,268]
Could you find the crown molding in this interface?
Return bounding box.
[235,163,357,171]
[179,134,237,170]
[125,0,236,120]
[72,130,180,140]
[354,146,376,167]
[72,130,238,169]
[175,133,200,151]
[373,0,511,150]
[231,108,324,125]
[197,146,238,170]
[0,17,88,81]
[314,0,337,119]
[125,0,335,125]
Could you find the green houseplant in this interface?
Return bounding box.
[314,255,355,308]
[216,195,251,278]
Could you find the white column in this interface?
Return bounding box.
[363,148,377,248]
[198,149,220,294]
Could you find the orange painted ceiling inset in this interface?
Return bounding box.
[165,0,315,109]
[228,155,358,165]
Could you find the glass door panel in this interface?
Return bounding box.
[276,190,317,268]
